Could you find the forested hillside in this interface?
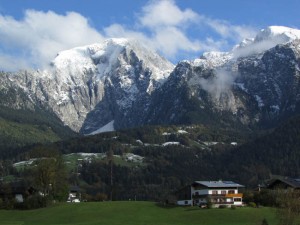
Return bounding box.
[0,72,77,157]
[224,115,300,185]
[1,115,298,201]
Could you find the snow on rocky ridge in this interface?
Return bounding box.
[233,26,300,58]
[188,26,300,69]
[12,38,174,134]
[44,26,300,134]
[4,26,300,135]
[154,25,300,128]
[51,38,174,85]
[255,26,300,42]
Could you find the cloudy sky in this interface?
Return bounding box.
[0,0,299,71]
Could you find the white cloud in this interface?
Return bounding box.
[232,31,295,58]
[152,27,201,56]
[203,17,257,42]
[139,0,199,28]
[105,0,203,60]
[0,55,31,71]
[189,67,238,100]
[0,10,103,70]
[104,23,150,44]
[138,0,202,57]
[0,1,258,71]
[105,0,257,60]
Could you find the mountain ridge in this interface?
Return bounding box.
[1,26,300,135]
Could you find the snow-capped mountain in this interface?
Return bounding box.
[233,26,300,57]
[1,26,300,134]
[143,26,300,128]
[0,38,174,134]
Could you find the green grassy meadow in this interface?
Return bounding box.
[0,201,277,225]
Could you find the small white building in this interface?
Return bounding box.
[67,186,81,203]
[177,180,244,207]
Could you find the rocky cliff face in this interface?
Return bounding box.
[0,38,174,134]
[236,40,300,123]
[143,26,300,129]
[1,26,300,134]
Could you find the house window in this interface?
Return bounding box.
[234,198,242,202]
[212,190,217,195]
[226,198,232,202]
[185,201,188,205]
[221,191,226,195]
[228,190,235,194]
[195,191,199,195]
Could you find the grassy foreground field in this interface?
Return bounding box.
[0,201,277,225]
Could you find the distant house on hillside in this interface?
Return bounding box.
[267,177,300,190]
[176,180,244,208]
[67,186,81,203]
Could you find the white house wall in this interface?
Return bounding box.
[15,194,24,203]
[233,201,243,206]
[208,189,238,194]
[191,188,209,195]
[192,189,238,195]
[177,200,193,206]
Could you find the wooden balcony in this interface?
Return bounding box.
[225,193,243,198]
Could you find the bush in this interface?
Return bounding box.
[207,201,213,209]
[18,195,49,209]
[248,202,256,208]
[219,205,227,209]
[0,198,16,210]
[253,190,276,206]
[231,205,237,210]
[94,193,108,201]
[261,218,269,225]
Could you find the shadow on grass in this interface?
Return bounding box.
[155,202,178,209]
[155,203,204,212]
[184,207,203,211]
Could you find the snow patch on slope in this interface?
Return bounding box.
[88,120,115,135]
[162,142,180,146]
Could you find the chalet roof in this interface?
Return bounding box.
[267,177,300,189]
[193,181,244,188]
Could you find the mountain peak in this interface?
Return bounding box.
[255,26,300,42]
[232,26,300,57]
[105,37,129,46]
[33,38,174,133]
[49,38,173,83]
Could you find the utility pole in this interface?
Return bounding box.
[110,156,113,201]
[107,149,113,201]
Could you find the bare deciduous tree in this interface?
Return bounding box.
[275,189,300,225]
